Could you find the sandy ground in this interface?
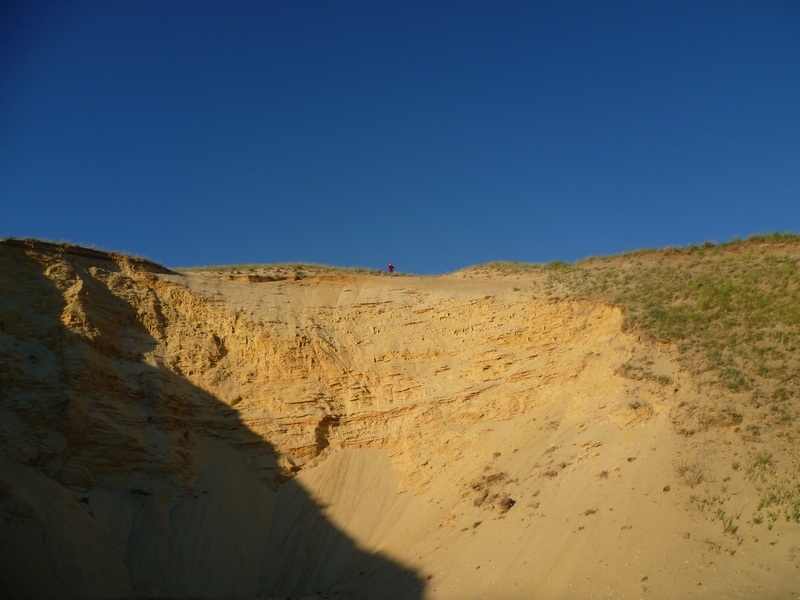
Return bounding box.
[1,241,798,599]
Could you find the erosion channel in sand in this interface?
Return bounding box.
[1,239,798,599]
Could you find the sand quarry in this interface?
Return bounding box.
[0,239,798,599]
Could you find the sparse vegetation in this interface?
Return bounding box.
[715,507,742,540]
[178,262,389,275]
[675,459,707,488]
[571,241,800,409]
[695,494,744,548]
[511,235,799,533]
[473,233,800,450]
[737,450,800,527]
[1,237,159,267]
[747,451,777,483]
[617,360,672,384]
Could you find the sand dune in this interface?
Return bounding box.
[0,239,798,599]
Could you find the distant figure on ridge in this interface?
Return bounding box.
[387,262,395,274]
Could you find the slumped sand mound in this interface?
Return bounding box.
[0,239,798,599]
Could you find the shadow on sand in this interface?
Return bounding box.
[0,242,424,599]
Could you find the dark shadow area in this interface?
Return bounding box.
[0,241,424,599]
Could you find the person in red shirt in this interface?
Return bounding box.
[387,262,395,274]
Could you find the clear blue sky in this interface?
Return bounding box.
[2,1,799,273]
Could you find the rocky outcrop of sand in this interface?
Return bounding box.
[0,239,798,599]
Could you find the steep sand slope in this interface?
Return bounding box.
[1,239,798,599]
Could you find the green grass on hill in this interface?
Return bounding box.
[477,233,800,441]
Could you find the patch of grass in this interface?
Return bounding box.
[718,367,748,391]
[616,361,671,385]
[544,260,571,270]
[715,507,742,539]
[720,407,743,425]
[747,451,777,483]
[753,479,800,525]
[675,459,707,488]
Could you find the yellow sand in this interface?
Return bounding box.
[0,240,798,599]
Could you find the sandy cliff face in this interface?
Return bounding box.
[1,240,797,599]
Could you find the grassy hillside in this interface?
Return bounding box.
[477,234,800,435]
[474,234,800,529]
